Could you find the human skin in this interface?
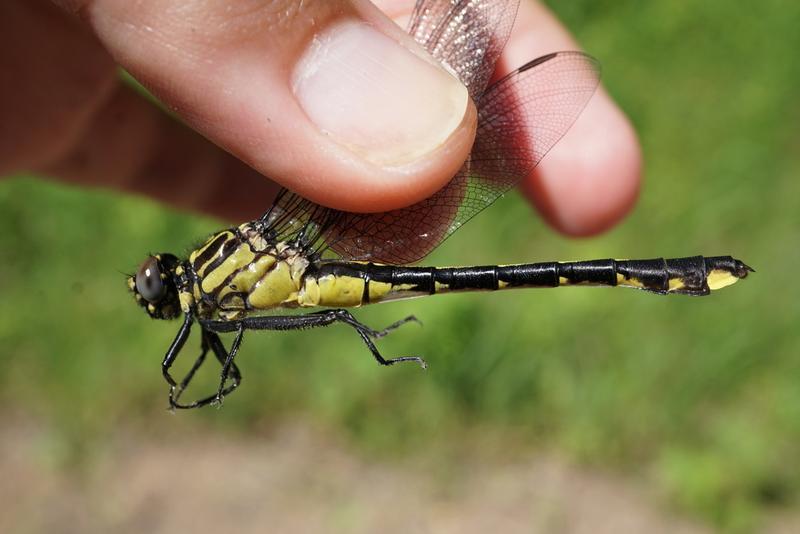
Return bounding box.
[1,0,640,236]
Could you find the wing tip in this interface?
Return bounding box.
[518,52,560,73]
[517,51,601,75]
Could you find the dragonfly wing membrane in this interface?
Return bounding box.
[408,0,521,98]
[453,51,601,235]
[263,3,601,264]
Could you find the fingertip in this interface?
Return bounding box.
[505,0,642,236]
[280,13,477,212]
[84,0,475,214]
[266,88,477,214]
[522,90,642,236]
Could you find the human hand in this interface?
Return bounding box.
[1,0,640,236]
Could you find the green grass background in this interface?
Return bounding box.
[1,1,798,531]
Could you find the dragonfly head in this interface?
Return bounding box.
[128,254,182,320]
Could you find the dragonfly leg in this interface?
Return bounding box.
[169,331,211,409]
[212,324,244,407]
[207,330,242,399]
[162,314,194,399]
[361,315,422,339]
[336,311,427,369]
[168,329,243,410]
[205,310,427,369]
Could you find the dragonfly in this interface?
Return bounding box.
[128,0,752,409]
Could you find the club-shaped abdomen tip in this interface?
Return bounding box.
[705,257,753,291]
[738,260,755,276]
[730,259,754,278]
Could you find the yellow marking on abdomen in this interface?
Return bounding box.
[668,278,686,291]
[616,273,645,289]
[314,275,365,307]
[434,281,450,293]
[707,269,740,290]
[367,281,430,303]
[298,277,429,308]
[369,282,431,304]
[368,281,394,301]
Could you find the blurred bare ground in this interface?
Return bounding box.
[0,420,719,534]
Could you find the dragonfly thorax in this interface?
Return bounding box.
[186,226,312,321]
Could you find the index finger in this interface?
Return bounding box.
[375,0,642,236]
[504,1,641,236]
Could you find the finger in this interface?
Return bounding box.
[503,1,642,236]
[369,0,413,22]
[60,0,477,213]
[40,83,279,222]
[0,0,117,175]
[374,0,641,236]
[2,0,273,220]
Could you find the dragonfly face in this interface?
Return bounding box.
[128,254,182,320]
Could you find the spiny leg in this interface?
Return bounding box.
[324,310,427,368]
[202,309,427,370]
[162,314,194,398]
[170,329,243,410]
[207,331,242,396]
[169,332,212,409]
[212,324,244,407]
[362,315,422,339]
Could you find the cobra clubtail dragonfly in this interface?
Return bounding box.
[128,0,752,409]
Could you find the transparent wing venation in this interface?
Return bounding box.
[264,50,600,264]
[408,0,520,98]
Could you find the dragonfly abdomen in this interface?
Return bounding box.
[434,256,751,296]
[303,256,751,308]
[490,256,753,295]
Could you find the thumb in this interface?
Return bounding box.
[62,0,476,213]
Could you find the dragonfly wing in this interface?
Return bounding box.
[262,1,601,264]
[321,52,601,263]
[265,52,600,264]
[407,0,520,98]
[452,51,601,236]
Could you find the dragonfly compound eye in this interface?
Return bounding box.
[136,256,167,303]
